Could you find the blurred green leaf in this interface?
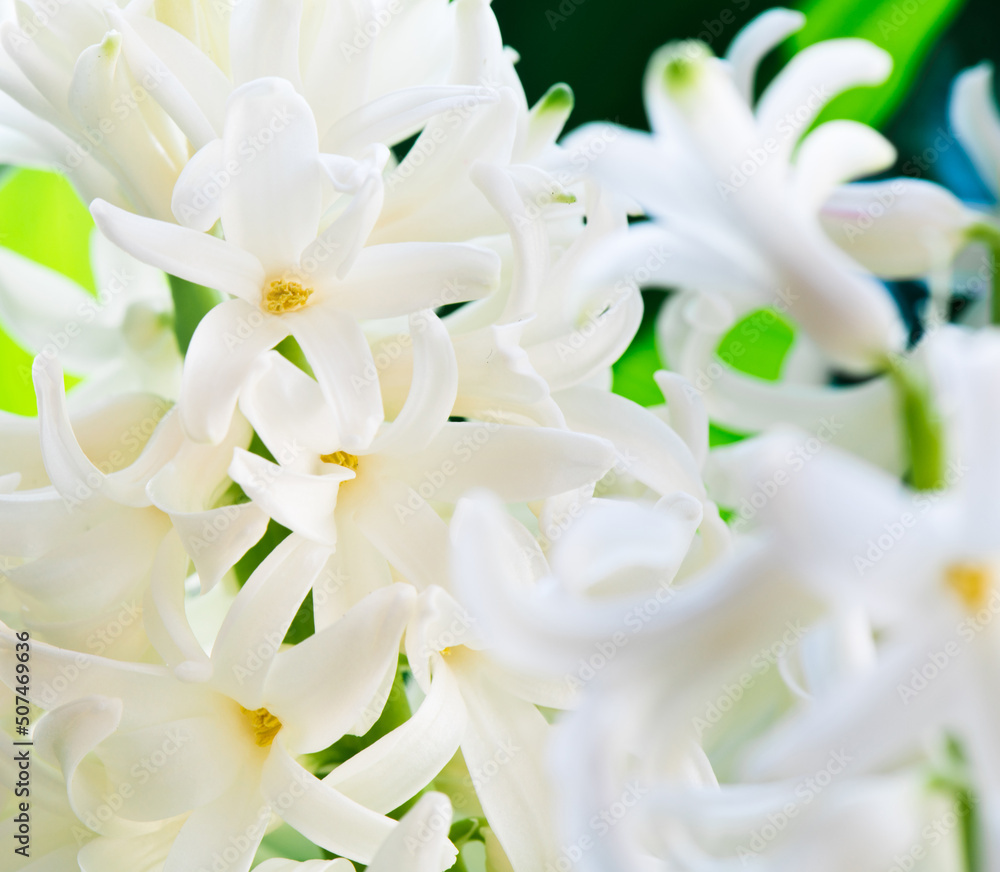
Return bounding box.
[717,309,795,382]
[169,275,223,355]
[252,825,330,867]
[0,169,93,414]
[791,0,967,128]
[611,290,666,407]
[0,168,95,292]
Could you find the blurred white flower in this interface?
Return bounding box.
[0,232,181,406]
[565,8,907,373]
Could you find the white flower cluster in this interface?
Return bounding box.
[2,1,1000,870]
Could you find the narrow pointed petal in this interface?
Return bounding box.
[178,299,290,444]
[260,740,395,864]
[324,662,467,813]
[91,199,265,303]
[265,584,416,754]
[725,8,805,103]
[370,311,457,454]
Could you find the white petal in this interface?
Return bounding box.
[556,385,706,497]
[950,63,1000,198]
[143,529,212,677]
[230,0,302,87]
[32,355,183,507]
[755,39,892,163]
[125,15,231,139]
[452,655,559,872]
[352,476,451,589]
[285,303,383,452]
[386,422,615,503]
[171,138,225,230]
[265,584,415,754]
[370,311,457,454]
[323,86,493,156]
[0,246,121,374]
[367,792,457,872]
[795,120,896,211]
[220,78,322,274]
[211,534,331,706]
[724,8,806,104]
[654,371,708,467]
[178,298,289,444]
[324,662,467,814]
[328,243,501,319]
[228,448,347,547]
[527,286,644,393]
[238,351,343,460]
[107,7,219,149]
[91,199,265,303]
[147,414,268,590]
[163,766,271,872]
[68,32,178,220]
[301,169,384,280]
[261,738,395,863]
[820,179,978,279]
[311,513,393,630]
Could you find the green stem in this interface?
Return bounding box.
[966,223,1000,327]
[886,354,945,491]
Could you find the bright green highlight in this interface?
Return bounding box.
[791,0,967,129]
[0,169,95,293]
[0,169,93,414]
[717,309,796,382]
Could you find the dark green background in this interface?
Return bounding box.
[494,0,999,201]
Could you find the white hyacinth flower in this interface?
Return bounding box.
[0,578,462,870]
[565,8,908,374]
[92,77,501,446]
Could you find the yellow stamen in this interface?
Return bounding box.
[264,279,312,314]
[320,451,359,472]
[441,647,453,657]
[945,563,993,611]
[240,706,282,747]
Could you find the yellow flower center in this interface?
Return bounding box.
[945,563,993,611]
[264,279,312,314]
[320,451,359,472]
[240,706,282,747]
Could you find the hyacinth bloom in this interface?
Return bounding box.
[4,3,1000,871]
[566,8,908,374]
[92,77,501,446]
[0,575,463,871]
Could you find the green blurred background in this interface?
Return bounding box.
[495,0,994,199]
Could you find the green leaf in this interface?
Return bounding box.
[0,168,96,292]
[716,309,795,382]
[0,169,94,414]
[790,0,967,129]
[169,275,223,355]
[611,290,667,407]
[252,825,330,867]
